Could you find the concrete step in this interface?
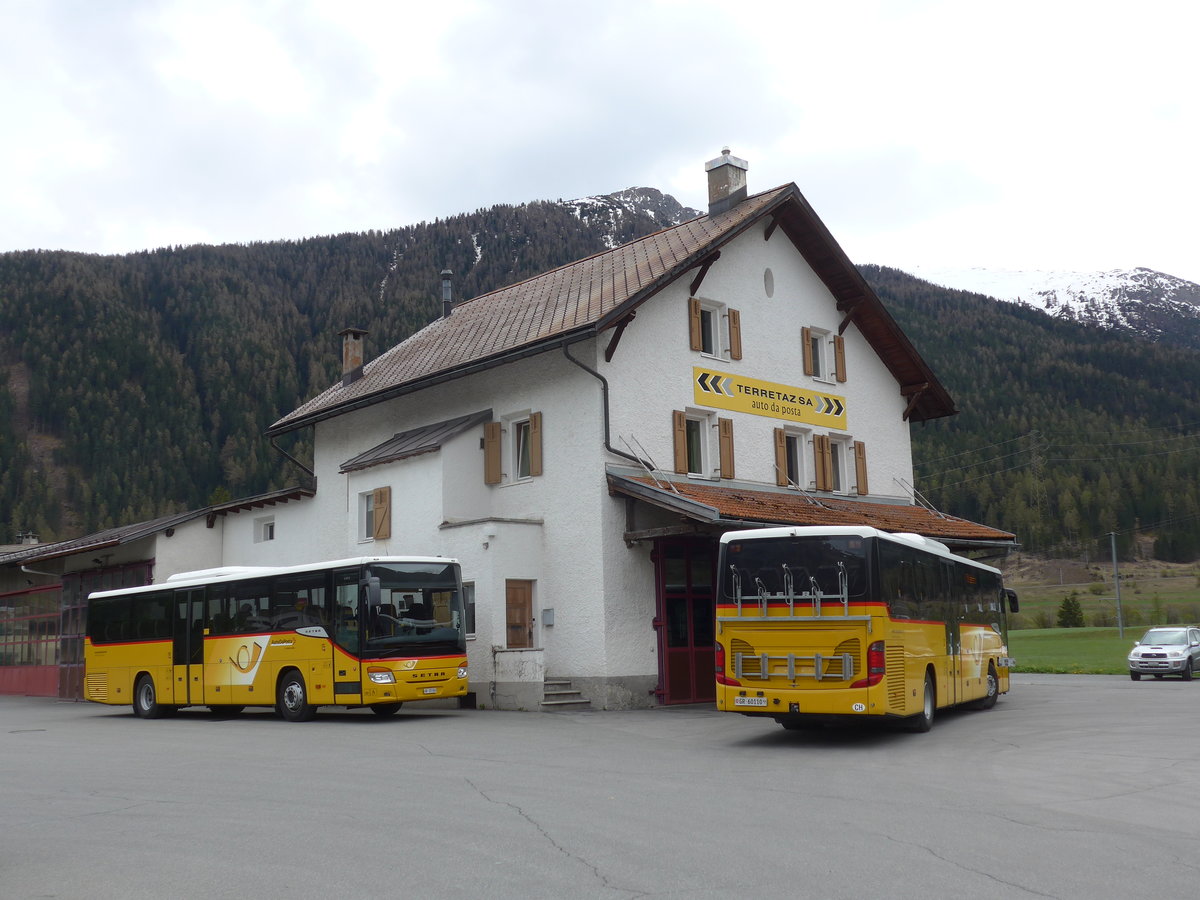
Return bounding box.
[541,679,591,709]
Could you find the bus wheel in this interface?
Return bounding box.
[908,673,935,732]
[975,664,999,710]
[133,674,166,719]
[371,702,403,717]
[277,671,316,722]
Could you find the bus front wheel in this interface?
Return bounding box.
[908,673,935,732]
[133,674,168,719]
[370,702,403,717]
[974,664,999,710]
[277,671,317,722]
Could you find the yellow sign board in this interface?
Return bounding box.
[692,367,847,429]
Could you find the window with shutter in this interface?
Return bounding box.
[728,308,742,360]
[372,487,391,540]
[813,434,833,492]
[853,441,869,495]
[484,422,501,485]
[718,418,734,479]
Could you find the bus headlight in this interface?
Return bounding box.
[457,666,468,679]
[367,668,396,684]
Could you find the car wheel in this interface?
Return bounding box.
[907,673,935,732]
[1130,671,1141,681]
[277,670,316,722]
[1183,660,1193,682]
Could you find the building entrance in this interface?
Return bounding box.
[654,538,716,704]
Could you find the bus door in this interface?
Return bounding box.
[941,561,961,707]
[173,588,206,706]
[332,568,363,703]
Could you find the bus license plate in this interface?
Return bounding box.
[422,687,437,695]
[734,696,767,707]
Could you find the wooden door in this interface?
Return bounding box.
[505,580,534,649]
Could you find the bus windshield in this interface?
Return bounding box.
[362,561,465,657]
[721,535,869,601]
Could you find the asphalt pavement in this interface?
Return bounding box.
[3,673,1199,899]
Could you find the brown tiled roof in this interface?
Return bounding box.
[269,184,956,434]
[610,475,1015,546]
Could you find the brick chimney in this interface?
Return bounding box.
[339,327,368,386]
[705,147,748,215]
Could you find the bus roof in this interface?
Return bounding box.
[719,525,1000,575]
[87,556,459,600]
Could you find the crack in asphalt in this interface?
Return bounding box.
[464,777,647,898]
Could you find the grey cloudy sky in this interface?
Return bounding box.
[4,0,1197,282]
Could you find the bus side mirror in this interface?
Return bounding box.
[1004,589,1019,613]
[362,577,381,607]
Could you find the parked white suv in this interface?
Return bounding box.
[1128,627,1200,681]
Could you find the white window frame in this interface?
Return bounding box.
[829,436,854,493]
[684,408,718,479]
[357,490,375,543]
[513,418,533,481]
[253,515,275,543]
[783,428,810,489]
[808,327,834,383]
[502,410,534,484]
[698,300,727,358]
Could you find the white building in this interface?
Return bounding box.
[0,152,1013,706]
[256,152,1013,708]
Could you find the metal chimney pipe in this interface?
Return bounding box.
[441,269,454,318]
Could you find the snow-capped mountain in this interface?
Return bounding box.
[562,187,701,247]
[905,265,1200,348]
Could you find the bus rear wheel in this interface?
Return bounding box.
[907,673,935,732]
[277,671,316,722]
[133,674,168,719]
[370,702,403,717]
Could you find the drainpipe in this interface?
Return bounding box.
[561,341,647,467]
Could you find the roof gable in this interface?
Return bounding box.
[269,185,955,434]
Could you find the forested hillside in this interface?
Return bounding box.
[3,202,1200,560]
[0,200,667,538]
[866,266,1200,560]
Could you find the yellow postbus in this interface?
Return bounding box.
[84,556,468,721]
[715,526,1018,732]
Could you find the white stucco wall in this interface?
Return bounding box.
[600,220,915,499]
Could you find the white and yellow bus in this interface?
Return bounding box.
[85,557,468,721]
[715,527,1017,732]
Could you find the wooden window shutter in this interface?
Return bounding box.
[672,410,688,474]
[834,334,847,383]
[728,308,742,360]
[484,422,501,485]
[853,441,869,495]
[801,326,814,376]
[688,298,702,351]
[813,434,832,492]
[773,428,788,486]
[372,487,391,540]
[718,418,735,479]
[529,411,543,476]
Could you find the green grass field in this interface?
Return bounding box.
[1007,626,1152,675]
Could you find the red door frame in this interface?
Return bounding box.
[652,537,717,705]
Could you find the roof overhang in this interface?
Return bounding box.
[608,473,1015,553]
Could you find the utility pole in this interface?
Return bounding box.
[1109,531,1124,638]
